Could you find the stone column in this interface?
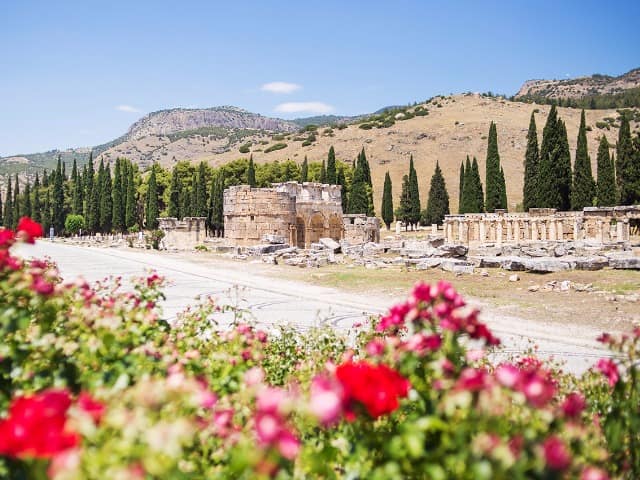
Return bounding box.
[597,220,604,243]
[616,220,624,241]
[514,220,521,244]
[622,219,630,241]
[506,220,513,242]
[457,221,464,243]
[531,220,538,242]
[431,224,438,235]
[540,220,547,241]
[446,222,453,243]
[557,221,563,241]
[549,220,556,243]
[496,222,503,246]
[573,220,580,241]
[479,220,486,243]
[395,221,402,234]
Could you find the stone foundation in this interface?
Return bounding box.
[158,217,207,249]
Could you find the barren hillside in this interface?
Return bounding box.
[97,94,637,214]
[516,68,640,100]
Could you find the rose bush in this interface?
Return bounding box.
[0,218,636,479]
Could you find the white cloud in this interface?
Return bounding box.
[274,101,334,115]
[261,81,302,94]
[115,104,141,113]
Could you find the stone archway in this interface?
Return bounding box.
[296,216,306,248]
[328,214,342,240]
[306,212,326,247]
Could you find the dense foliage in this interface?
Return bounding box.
[2,221,639,478]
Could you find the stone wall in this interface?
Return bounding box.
[443,206,639,246]
[223,186,297,246]
[343,214,381,244]
[158,217,207,249]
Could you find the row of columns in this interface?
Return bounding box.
[445,216,631,245]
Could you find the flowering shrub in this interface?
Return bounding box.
[0,218,636,479]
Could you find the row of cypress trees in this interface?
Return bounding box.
[523,106,640,210]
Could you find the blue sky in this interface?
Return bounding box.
[1,0,638,156]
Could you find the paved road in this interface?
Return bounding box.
[16,241,611,374]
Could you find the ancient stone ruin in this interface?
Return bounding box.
[442,206,638,246]
[223,182,379,248]
[158,217,207,250]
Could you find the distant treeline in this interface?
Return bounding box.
[515,87,640,110]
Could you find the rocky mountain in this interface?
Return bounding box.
[515,67,640,100]
[125,106,299,140]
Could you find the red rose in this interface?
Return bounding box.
[596,359,619,387]
[543,436,571,471]
[0,389,79,459]
[16,217,44,244]
[0,228,15,249]
[77,392,105,424]
[336,361,410,418]
[561,392,586,419]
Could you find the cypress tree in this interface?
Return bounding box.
[112,159,124,231]
[381,171,394,229]
[84,153,94,220]
[13,174,21,225]
[458,160,465,213]
[423,161,450,225]
[484,122,503,212]
[499,167,508,211]
[73,159,83,215]
[145,165,159,230]
[571,110,595,210]
[471,157,484,213]
[23,182,32,219]
[460,156,473,213]
[100,166,113,232]
[408,155,421,228]
[189,172,198,216]
[320,160,327,183]
[395,174,412,230]
[207,170,224,237]
[326,146,337,184]
[196,162,208,217]
[347,160,368,214]
[337,167,348,213]
[359,148,372,186]
[616,116,638,204]
[42,188,51,235]
[522,112,540,211]
[52,157,65,233]
[538,107,572,210]
[596,136,617,206]
[32,173,41,224]
[247,155,256,187]
[168,168,181,219]
[3,178,13,228]
[300,156,308,183]
[125,164,136,229]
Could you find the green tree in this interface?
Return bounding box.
[112,159,125,232]
[422,161,450,225]
[145,165,159,230]
[407,155,421,228]
[347,157,369,215]
[458,160,465,213]
[32,173,41,225]
[616,116,639,204]
[100,165,113,232]
[460,156,472,213]
[320,160,327,184]
[571,110,596,210]
[538,106,572,210]
[247,155,256,187]
[88,155,101,233]
[13,174,21,225]
[125,163,137,229]
[596,136,617,206]
[499,167,508,211]
[359,148,372,186]
[3,177,13,228]
[23,182,32,219]
[196,162,208,216]
[300,156,309,183]
[337,166,348,213]
[395,174,411,230]
[522,111,540,211]
[207,170,225,237]
[52,157,65,233]
[168,167,181,219]
[326,146,337,184]
[381,171,394,229]
[65,214,85,235]
[42,188,51,235]
[72,159,83,215]
[485,122,507,212]
[471,157,485,213]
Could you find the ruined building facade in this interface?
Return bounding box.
[223,182,380,247]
